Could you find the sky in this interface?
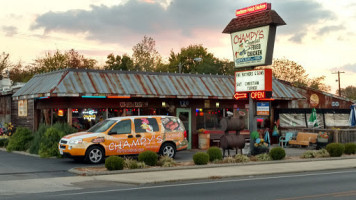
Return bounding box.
[1,0,356,94]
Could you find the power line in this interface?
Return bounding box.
[332,71,345,96]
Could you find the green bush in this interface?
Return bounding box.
[193,152,209,165]
[234,154,250,163]
[105,156,124,170]
[29,123,77,155]
[326,143,345,157]
[344,143,356,155]
[0,138,9,147]
[207,147,222,162]
[301,150,315,159]
[6,127,33,152]
[138,150,158,166]
[313,149,329,158]
[221,156,235,163]
[124,158,147,169]
[269,147,286,160]
[256,153,271,161]
[38,127,66,158]
[29,123,50,154]
[157,156,176,167]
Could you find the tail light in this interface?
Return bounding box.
[184,130,187,139]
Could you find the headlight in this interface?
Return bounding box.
[69,139,83,145]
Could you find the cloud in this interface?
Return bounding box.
[272,1,336,43]
[1,26,18,36]
[317,25,344,36]
[30,0,337,47]
[331,63,356,73]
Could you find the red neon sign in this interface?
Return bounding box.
[234,93,248,100]
[235,3,271,17]
[234,91,272,100]
[251,91,266,99]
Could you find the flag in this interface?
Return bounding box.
[308,108,318,128]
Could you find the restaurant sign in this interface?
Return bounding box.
[235,69,272,92]
[231,25,272,68]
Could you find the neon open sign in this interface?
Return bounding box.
[234,91,272,100]
[235,3,271,17]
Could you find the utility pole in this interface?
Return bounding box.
[332,71,345,96]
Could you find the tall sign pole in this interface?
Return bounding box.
[223,2,286,155]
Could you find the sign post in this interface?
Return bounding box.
[224,3,285,155]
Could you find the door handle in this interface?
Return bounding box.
[128,135,133,138]
[136,135,141,138]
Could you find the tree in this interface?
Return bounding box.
[166,44,232,75]
[34,49,97,73]
[104,53,133,71]
[338,86,356,100]
[132,36,162,71]
[258,58,330,92]
[0,52,12,78]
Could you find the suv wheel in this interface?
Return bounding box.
[160,143,176,158]
[85,146,104,164]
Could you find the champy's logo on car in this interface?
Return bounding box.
[108,135,163,151]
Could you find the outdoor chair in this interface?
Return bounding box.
[279,132,294,148]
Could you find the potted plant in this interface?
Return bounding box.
[317,132,329,143]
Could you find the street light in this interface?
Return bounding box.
[178,57,203,73]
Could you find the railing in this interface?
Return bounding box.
[280,128,356,143]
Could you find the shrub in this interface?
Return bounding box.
[344,143,356,155]
[222,156,236,164]
[105,156,124,170]
[6,127,33,152]
[29,123,50,154]
[29,123,77,155]
[38,127,66,158]
[256,153,271,161]
[138,150,158,166]
[207,147,222,162]
[234,154,250,163]
[326,143,345,157]
[0,138,9,147]
[124,158,138,169]
[269,147,286,160]
[301,150,315,159]
[157,156,176,167]
[193,152,209,165]
[313,149,329,158]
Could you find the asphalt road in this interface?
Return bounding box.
[3,169,356,200]
[0,149,197,180]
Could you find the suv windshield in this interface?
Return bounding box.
[87,120,116,133]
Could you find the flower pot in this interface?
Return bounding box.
[198,133,210,150]
[317,137,328,143]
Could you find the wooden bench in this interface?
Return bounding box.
[288,132,318,147]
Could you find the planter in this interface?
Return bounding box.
[198,133,210,150]
[317,137,328,143]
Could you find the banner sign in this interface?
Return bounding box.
[236,3,271,17]
[257,102,270,116]
[235,69,272,92]
[231,25,270,68]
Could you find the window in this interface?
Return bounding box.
[134,118,159,133]
[87,120,116,133]
[109,120,132,134]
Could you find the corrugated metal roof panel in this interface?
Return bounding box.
[13,69,305,100]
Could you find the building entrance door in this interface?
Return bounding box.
[176,108,191,149]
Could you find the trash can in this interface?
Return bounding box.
[198,133,210,150]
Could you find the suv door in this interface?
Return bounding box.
[133,117,161,153]
[106,119,136,156]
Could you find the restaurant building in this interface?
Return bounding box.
[10,68,309,148]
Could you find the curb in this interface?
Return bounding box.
[69,155,356,176]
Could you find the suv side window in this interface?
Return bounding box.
[109,120,132,135]
[134,118,159,133]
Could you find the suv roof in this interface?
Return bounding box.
[108,115,177,120]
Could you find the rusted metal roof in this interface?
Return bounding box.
[12,69,304,100]
[222,10,286,34]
